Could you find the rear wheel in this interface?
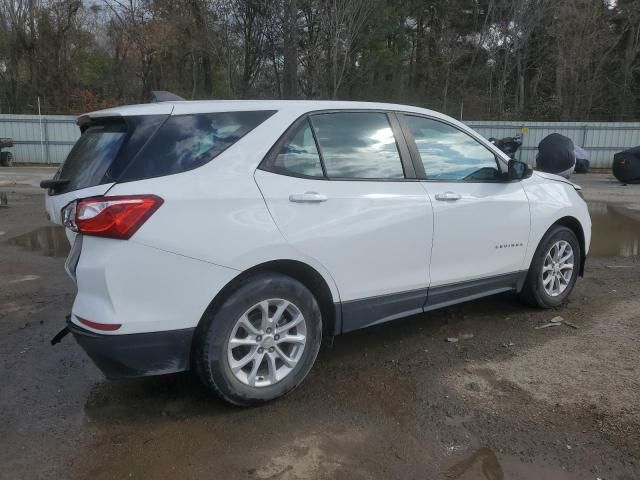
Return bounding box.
[194,273,322,406]
[519,225,581,308]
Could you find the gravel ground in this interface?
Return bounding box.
[0,170,639,480]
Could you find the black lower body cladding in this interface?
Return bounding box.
[68,321,194,378]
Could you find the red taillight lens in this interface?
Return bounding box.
[73,195,163,240]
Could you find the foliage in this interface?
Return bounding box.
[0,0,638,120]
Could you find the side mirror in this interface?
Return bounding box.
[507,159,532,180]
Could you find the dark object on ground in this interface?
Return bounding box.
[574,145,590,173]
[0,138,14,166]
[536,133,576,178]
[0,151,13,167]
[489,136,522,158]
[613,146,640,184]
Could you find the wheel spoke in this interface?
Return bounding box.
[257,301,270,331]
[271,301,289,325]
[276,313,304,334]
[274,345,297,368]
[229,336,258,348]
[543,273,554,286]
[559,252,573,264]
[230,348,257,372]
[559,263,573,271]
[277,334,305,345]
[265,352,278,383]
[238,315,260,336]
[247,352,265,386]
[557,242,567,258]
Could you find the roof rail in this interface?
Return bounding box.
[151,91,186,102]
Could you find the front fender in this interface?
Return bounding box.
[521,179,591,271]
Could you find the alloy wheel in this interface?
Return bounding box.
[541,240,574,297]
[227,299,307,387]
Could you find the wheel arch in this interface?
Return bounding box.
[196,260,341,341]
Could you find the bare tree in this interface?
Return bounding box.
[320,0,372,99]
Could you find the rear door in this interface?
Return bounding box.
[255,110,434,332]
[399,113,530,307]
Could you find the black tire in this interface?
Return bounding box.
[519,225,581,308]
[194,272,322,406]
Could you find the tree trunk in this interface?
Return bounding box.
[283,0,297,98]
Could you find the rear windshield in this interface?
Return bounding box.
[52,110,275,194]
[56,121,127,193]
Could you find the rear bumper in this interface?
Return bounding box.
[69,321,194,378]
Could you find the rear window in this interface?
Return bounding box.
[56,121,127,193]
[118,110,276,182]
[52,110,275,194]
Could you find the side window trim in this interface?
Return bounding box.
[307,117,328,178]
[259,109,419,181]
[388,112,417,179]
[397,112,507,182]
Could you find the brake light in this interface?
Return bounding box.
[65,195,163,240]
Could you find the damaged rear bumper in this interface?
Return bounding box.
[67,321,194,378]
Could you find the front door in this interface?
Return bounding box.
[399,113,530,307]
[255,111,434,332]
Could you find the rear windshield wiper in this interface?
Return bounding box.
[40,179,70,189]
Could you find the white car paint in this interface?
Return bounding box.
[255,169,433,301]
[423,180,531,287]
[521,172,591,269]
[45,100,590,338]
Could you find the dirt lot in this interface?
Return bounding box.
[1,169,639,480]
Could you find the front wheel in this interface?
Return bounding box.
[194,273,322,406]
[519,225,581,308]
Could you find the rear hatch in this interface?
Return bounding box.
[43,112,170,226]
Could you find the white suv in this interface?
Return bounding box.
[43,101,591,406]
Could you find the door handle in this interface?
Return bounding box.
[435,191,461,201]
[289,192,328,203]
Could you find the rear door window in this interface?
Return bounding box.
[271,119,324,177]
[119,110,276,182]
[310,112,405,179]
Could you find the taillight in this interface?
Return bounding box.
[63,195,163,240]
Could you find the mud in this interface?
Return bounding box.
[1,173,639,480]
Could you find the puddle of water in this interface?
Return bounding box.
[589,204,640,257]
[6,226,70,257]
[447,447,503,479]
[446,448,586,480]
